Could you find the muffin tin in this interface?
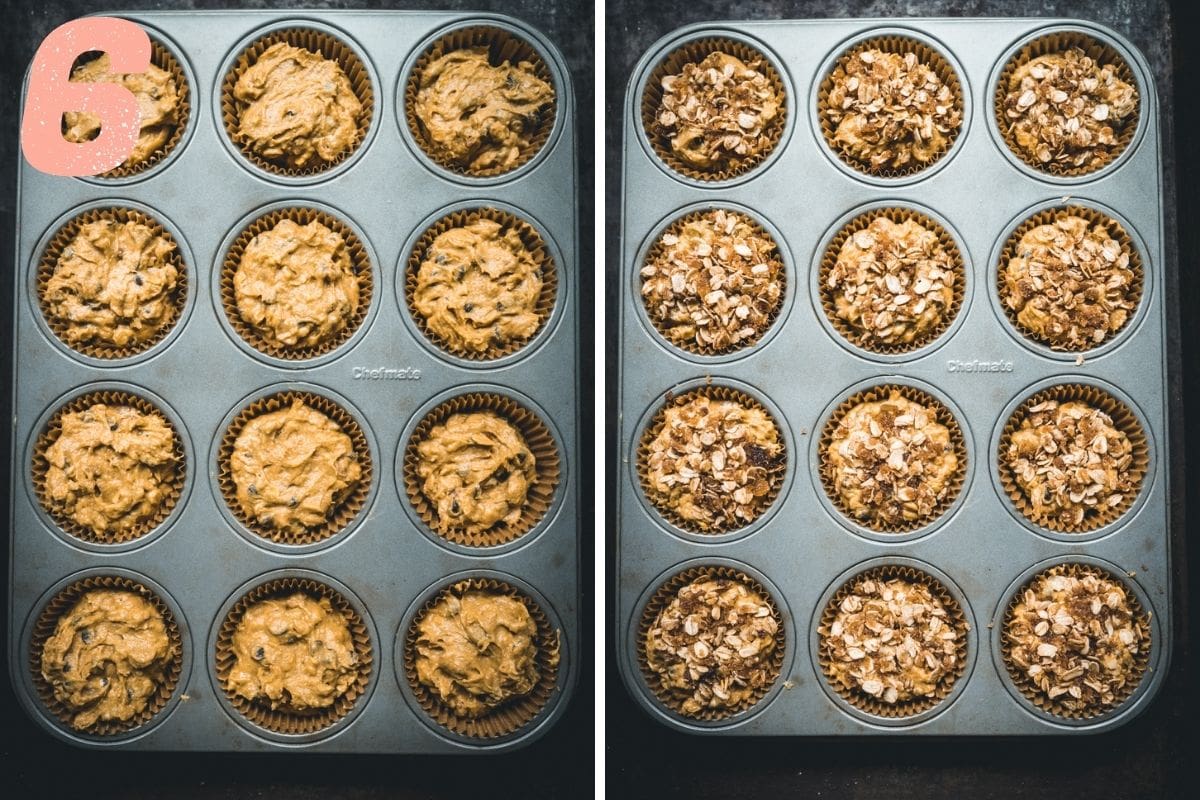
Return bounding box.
[9,10,577,752]
[617,18,1170,735]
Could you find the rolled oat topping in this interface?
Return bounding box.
[641,210,783,352]
[1002,48,1137,171]
[824,49,960,171]
[1007,570,1146,711]
[1001,215,1136,350]
[1004,399,1137,529]
[644,395,783,531]
[645,576,779,715]
[823,576,962,705]
[655,52,781,171]
[827,216,957,347]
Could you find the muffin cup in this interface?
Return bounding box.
[641,208,786,356]
[1001,562,1151,719]
[220,207,373,360]
[636,564,785,721]
[404,207,556,361]
[817,34,964,178]
[402,392,560,548]
[818,384,967,533]
[402,577,561,739]
[997,384,1149,533]
[36,207,187,360]
[221,27,374,177]
[817,563,968,718]
[216,390,372,545]
[818,207,965,355]
[29,575,184,736]
[404,25,557,178]
[996,206,1144,352]
[31,390,185,545]
[214,576,373,735]
[641,37,787,182]
[994,31,1140,178]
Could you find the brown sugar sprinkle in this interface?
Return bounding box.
[655,52,781,171]
[1001,215,1137,350]
[825,49,960,171]
[645,576,779,715]
[1002,48,1137,171]
[641,210,783,352]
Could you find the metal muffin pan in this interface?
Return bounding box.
[9,10,578,752]
[617,17,1170,735]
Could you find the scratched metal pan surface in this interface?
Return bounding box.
[9,9,578,752]
[617,17,1170,735]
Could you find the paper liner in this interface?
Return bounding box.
[640,208,786,356]
[402,392,560,547]
[220,207,373,360]
[216,391,372,545]
[818,207,965,354]
[1001,562,1151,719]
[997,384,1148,533]
[817,564,968,718]
[214,577,373,734]
[638,385,786,534]
[36,207,187,360]
[994,31,1140,177]
[221,27,374,177]
[996,206,1144,352]
[404,25,557,178]
[636,565,785,721]
[818,384,967,533]
[404,207,556,360]
[817,35,964,178]
[31,390,185,545]
[29,575,183,735]
[641,37,787,182]
[402,577,561,739]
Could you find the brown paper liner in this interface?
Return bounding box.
[637,565,785,721]
[37,207,187,360]
[817,35,964,178]
[220,207,373,360]
[994,31,1140,177]
[221,27,374,177]
[215,577,373,734]
[1001,563,1151,719]
[996,206,1144,352]
[997,384,1149,533]
[404,26,557,178]
[402,577,561,739]
[638,385,786,534]
[641,208,786,356]
[29,575,183,735]
[818,384,967,533]
[817,564,968,718]
[404,208,556,361]
[641,37,787,182]
[819,207,965,354]
[32,390,185,545]
[216,391,372,545]
[402,392,560,547]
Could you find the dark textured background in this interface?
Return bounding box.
[605,1,1194,797]
[0,2,593,798]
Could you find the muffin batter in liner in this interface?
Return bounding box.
[215,577,372,735]
[29,575,183,736]
[402,577,560,739]
[217,391,372,545]
[220,207,372,360]
[402,392,560,548]
[998,384,1148,533]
